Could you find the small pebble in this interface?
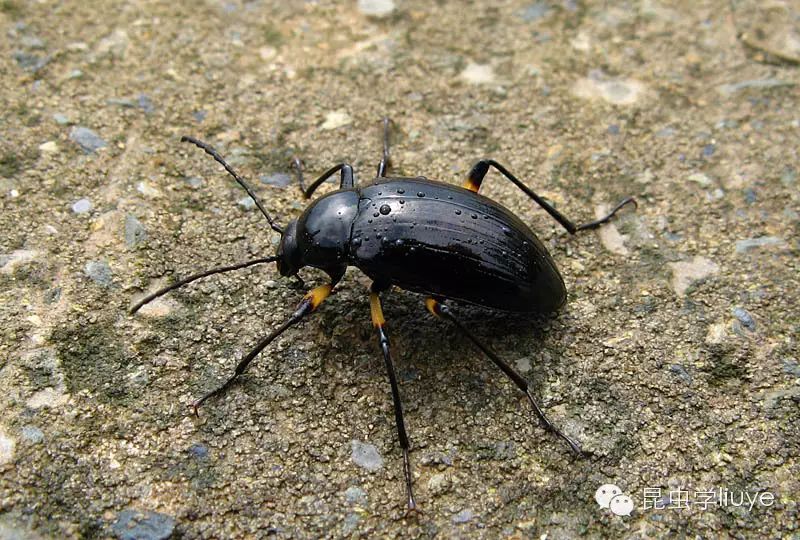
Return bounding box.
[667,256,719,296]
[138,94,154,114]
[669,364,692,385]
[53,113,71,125]
[21,426,44,444]
[238,196,256,210]
[717,79,795,96]
[13,51,47,71]
[453,509,474,524]
[781,166,796,186]
[357,0,395,17]
[732,307,755,331]
[259,172,292,187]
[518,2,549,22]
[735,236,787,254]
[344,486,367,505]
[184,176,203,189]
[70,127,107,153]
[136,181,162,198]
[573,74,648,105]
[72,198,92,214]
[783,359,800,378]
[1,249,38,274]
[342,513,361,535]
[351,440,383,471]
[188,443,208,459]
[84,260,113,287]
[515,357,531,373]
[20,35,45,49]
[112,509,175,540]
[124,214,147,247]
[96,28,129,58]
[321,111,352,130]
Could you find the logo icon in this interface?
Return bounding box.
[595,484,634,516]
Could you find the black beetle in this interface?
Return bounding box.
[131,118,635,511]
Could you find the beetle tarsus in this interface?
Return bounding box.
[575,196,637,231]
[191,291,327,412]
[370,286,418,513]
[464,158,636,236]
[525,390,583,456]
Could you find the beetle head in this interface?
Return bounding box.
[276,219,303,277]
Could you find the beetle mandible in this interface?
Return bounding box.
[131,118,636,511]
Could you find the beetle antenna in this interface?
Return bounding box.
[130,256,280,314]
[181,136,284,235]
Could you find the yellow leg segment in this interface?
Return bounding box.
[304,283,332,311]
[370,292,385,327]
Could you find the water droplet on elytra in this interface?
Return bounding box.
[373,212,379,217]
[379,204,391,215]
[471,213,478,219]
[417,191,425,197]
[397,188,405,194]
[454,209,462,215]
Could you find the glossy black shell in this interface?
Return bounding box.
[292,177,567,313]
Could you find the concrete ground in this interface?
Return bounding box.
[1,0,798,538]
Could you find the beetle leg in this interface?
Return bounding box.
[130,256,280,314]
[293,162,355,199]
[425,298,583,456]
[377,117,392,177]
[463,159,636,234]
[191,283,333,414]
[369,284,418,512]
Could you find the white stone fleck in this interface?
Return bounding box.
[27,387,69,409]
[668,256,719,296]
[137,181,163,198]
[573,76,648,105]
[459,62,496,85]
[1,249,38,274]
[735,236,788,254]
[358,0,396,17]
[72,198,92,213]
[687,172,712,187]
[38,141,59,153]
[351,440,383,471]
[135,296,178,317]
[515,357,531,373]
[595,204,629,255]
[0,430,15,465]
[321,111,352,130]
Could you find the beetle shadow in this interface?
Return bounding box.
[377,289,560,388]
